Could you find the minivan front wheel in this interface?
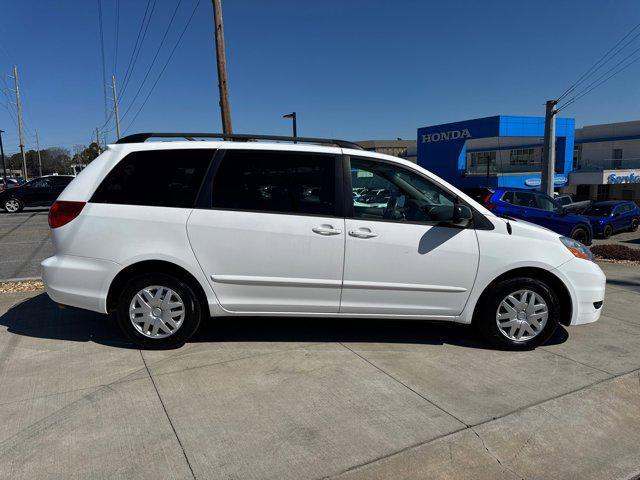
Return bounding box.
[475,277,559,350]
[115,273,202,349]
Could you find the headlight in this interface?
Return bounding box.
[559,236,593,261]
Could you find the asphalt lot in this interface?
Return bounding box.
[0,262,639,479]
[0,208,52,280]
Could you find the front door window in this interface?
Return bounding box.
[350,157,455,224]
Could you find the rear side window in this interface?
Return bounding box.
[211,150,337,216]
[91,149,213,208]
[51,176,73,186]
[501,191,514,204]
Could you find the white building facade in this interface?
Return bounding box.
[564,120,640,202]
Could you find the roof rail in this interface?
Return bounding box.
[115,132,363,150]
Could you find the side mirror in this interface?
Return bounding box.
[421,204,473,227]
[452,204,473,227]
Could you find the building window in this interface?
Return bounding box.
[597,184,609,201]
[612,148,623,169]
[509,148,535,166]
[468,151,496,174]
[573,144,582,168]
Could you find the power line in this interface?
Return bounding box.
[558,51,640,112]
[97,0,108,121]
[120,0,185,121]
[123,0,202,133]
[116,0,153,100]
[558,21,640,102]
[119,0,158,102]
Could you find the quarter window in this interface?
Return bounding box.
[211,150,337,216]
[535,194,559,212]
[350,157,455,223]
[91,149,213,207]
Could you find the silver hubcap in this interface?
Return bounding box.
[496,289,548,342]
[5,199,19,212]
[129,286,185,339]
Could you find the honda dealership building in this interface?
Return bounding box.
[412,115,640,201]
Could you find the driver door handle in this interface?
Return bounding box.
[349,228,378,239]
[312,225,342,236]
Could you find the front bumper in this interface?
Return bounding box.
[41,255,121,314]
[552,258,606,325]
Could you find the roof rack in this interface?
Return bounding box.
[115,132,363,150]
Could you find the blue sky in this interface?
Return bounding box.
[1,0,640,153]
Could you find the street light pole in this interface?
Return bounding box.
[283,112,297,141]
[0,130,7,190]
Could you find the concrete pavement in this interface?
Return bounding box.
[0,263,639,479]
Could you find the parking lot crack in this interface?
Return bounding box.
[471,427,525,480]
[338,342,469,427]
[139,350,197,480]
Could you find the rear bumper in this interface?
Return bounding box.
[41,255,120,314]
[552,259,606,325]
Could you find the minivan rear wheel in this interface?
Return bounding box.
[475,277,559,350]
[115,273,202,349]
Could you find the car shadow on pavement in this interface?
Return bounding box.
[0,293,569,351]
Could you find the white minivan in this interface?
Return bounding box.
[42,133,605,350]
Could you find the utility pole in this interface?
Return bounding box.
[35,131,42,177]
[95,128,101,154]
[112,75,121,140]
[540,100,558,196]
[13,65,28,181]
[211,0,233,136]
[0,130,7,190]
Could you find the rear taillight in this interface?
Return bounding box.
[48,201,86,228]
[485,202,496,211]
[483,193,493,204]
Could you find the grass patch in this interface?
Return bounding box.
[591,244,640,262]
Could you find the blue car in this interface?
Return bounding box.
[582,201,640,238]
[468,187,594,245]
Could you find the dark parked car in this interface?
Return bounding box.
[0,177,22,192]
[0,175,74,213]
[582,200,640,238]
[554,193,591,213]
[470,187,594,245]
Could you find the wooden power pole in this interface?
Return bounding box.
[212,0,233,136]
[13,65,28,181]
[112,75,121,140]
[35,131,42,177]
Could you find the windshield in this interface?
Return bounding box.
[584,205,613,216]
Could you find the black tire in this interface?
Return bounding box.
[3,198,24,213]
[474,277,560,350]
[115,273,202,349]
[630,218,639,232]
[602,224,613,239]
[571,227,590,245]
